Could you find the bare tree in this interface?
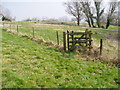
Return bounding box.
[81,1,91,27]
[81,1,95,27]
[100,12,107,25]
[0,5,10,17]
[94,0,104,28]
[118,1,120,26]
[64,1,83,26]
[0,5,12,21]
[106,1,118,29]
[111,13,118,26]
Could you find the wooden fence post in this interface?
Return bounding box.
[32,27,35,38]
[89,31,92,51]
[10,24,11,30]
[56,31,59,45]
[67,30,69,51]
[3,23,4,29]
[63,32,66,51]
[100,39,103,55]
[17,25,19,33]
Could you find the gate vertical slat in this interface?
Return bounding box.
[71,31,75,51]
[67,30,69,51]
[85,29,88,47]
[63,32,66,51]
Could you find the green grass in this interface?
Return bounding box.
[0,25,2,89]
[2,21,119,52]
[2,30,119,88]
[2,21,119,43]
[2,21,119,61]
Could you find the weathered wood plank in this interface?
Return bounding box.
[67,32,86,35]
[69,40,92,43]
[67,30,70,51]
[63,32,66,51]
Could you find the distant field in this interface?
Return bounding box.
[2,30,119,88]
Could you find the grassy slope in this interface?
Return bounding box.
[2,30,119,88]
[2,21,118,61]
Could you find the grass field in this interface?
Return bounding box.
[2,21,118,43]
[1,21,119,88]
[1,21,119,62]
[0,25,2,89]
[2,30,119,88]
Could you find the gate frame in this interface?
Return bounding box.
[63,29,92,52]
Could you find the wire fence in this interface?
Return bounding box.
[2,23,63,46]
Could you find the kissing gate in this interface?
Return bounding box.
[63,29,92,52]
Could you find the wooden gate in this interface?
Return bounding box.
[63,29,92,51]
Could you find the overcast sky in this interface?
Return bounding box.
[0,0,119,21]
[0,0,71,21]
